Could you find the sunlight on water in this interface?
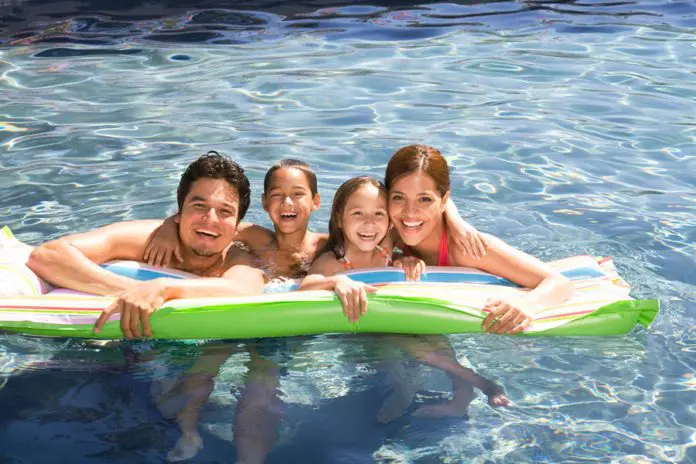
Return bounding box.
[0,0,695,462]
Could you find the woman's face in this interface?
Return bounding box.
[388,171,449,247]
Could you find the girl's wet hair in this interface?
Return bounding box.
[263,159,318,196]
[385,145,450,197]
[323,176,387,260]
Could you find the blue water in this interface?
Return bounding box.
[1,0,695,462]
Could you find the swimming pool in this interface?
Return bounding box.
[1,1,694,462]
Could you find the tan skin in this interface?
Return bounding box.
[27,178,265,339]
[148,167,327,464]
[147,167,326,280]
[388,171,575,334]
[299,183,509,417]
[300,183,424,322]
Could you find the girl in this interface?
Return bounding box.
[384,144,574,334]
[300,176,509,422]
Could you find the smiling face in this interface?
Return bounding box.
[262,167,320,235]
[388,171,449,247]
[340,183,390,253]
[176,178,241,257]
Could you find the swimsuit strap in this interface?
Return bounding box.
[341,245,391,271]
[437,226,449,267]
[375,245,392,266]
[340,255,353,271]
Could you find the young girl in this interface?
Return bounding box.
[300,176,509,422]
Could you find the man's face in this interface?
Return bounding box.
[176,178,240,258]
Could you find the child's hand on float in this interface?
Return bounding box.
[334,276,377,323]
[393,256,426,281]
[144,215,182,267]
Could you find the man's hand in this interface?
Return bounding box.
[94,278,172,338]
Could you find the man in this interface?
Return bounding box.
[28,151,266,338]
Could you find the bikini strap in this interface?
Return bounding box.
[375,245,392,266]
[437,226,449,267]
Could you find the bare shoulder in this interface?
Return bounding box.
[308,250,342,276]
[225,245,259,269]
[236,222,275,250]
[309,232,329,255]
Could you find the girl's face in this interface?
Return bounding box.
[388,171,449,247]
[262,168,320,234]
[340,184,390,252]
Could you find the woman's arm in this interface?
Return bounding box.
[452,233,574,334]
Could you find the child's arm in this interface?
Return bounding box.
[143,217,274,267]
[445,198,488,260]
[299,253,376,323]
[144,215,181,267]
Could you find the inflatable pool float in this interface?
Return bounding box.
[0,255,658,339]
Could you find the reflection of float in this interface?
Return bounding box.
[0,255,658,339]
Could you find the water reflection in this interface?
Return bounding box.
[0,336,506,462]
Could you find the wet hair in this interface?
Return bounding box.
[263,159,318,196]
[384,145,450,197]
[176,151,251,222]
[323,176,387,260]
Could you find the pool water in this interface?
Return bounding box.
[1,1,694,462]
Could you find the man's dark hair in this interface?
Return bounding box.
[176,151,251,222]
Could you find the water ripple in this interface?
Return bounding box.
[1,1,695,462]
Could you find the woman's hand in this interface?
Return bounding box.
[482,297,540,334]
[393,256,426,281]
[144,215,182,267]
[94,278,173,338]
[334,276,377,323]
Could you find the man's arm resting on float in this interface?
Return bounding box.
[93,260,266,338]
[27,220,162,295]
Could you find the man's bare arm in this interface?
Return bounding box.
[27,220,163,295]
[93,251,266,338]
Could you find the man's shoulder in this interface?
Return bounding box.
[237,223,275,249]
[224,245,259,269]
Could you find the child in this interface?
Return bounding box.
[300,176,509,422]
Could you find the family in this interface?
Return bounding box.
[25,144,574,462]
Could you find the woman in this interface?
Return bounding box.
[386,144,574,333]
